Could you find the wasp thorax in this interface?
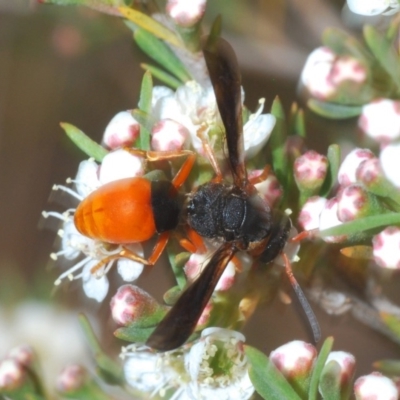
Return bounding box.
[187,182,272,244]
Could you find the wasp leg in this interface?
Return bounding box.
[90,232,170,275]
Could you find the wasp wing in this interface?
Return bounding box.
[146,242,238,351]
[203,37,246,187]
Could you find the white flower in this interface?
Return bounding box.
[319,198,347,243]
[347,0,400,15]
[359,99,400,143]
[184,328,254,400]
[122,345,187,396]
[151,119,189,151]
[380,142,400,187]
[43,151,146,302]
[152,81,274,158]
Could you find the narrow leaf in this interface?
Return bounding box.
[119,6,182,47]
[308,337,334,400]
[245,345,301,400]
[78,314,124,385]
[364,25,400,91]
[307,100,362,119]
[138,70,153,114]
[60,122,108,162]
[134,28,191,83]
[340,245,373,260]
[141,63,182,89]
[270,96,288,188]
[319,212,400,238]
[114,325,155,343]
[373,359,400,376]
[318,360,342,400]
[319,144,340,197]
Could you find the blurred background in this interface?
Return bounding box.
[0,0,399,387]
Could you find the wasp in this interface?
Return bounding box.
[74,149,198,269]
[146,37,320,351]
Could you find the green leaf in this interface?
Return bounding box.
[245,345,301,400]
[138,70,153,114]
[79,314,124,385]
[60,122,108,162]
[363,25,400,91]
[270,96,288,188]
[319,212,400,238]
[167,246,190,289]
[119,6,182,47]
[307,100,362,119]
[380,312,400,340]
[141,63,182,89]
[114,325,155,343]
[373,359,400,376]
[322,28,371,64]
[133,28,191,83]
[131,109,151,151]
[308,337,334,400]
[163,285,182,306]
[319,144,340,197]
[293,107,306,138]
[318,360,343,400]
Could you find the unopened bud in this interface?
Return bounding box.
[372,227,400,269]
[336,184,384,222]
[354,372,398,400]
[338,148,375,186]
[249,169,283,207]
[319,198,347,243]
[185,253,235,291]
[380,143,400,188]
[102,111,140,149]
[298,196,327,231]
[294,151,328,194]
[99,148,145,184]
[110,285,159,326]
[56,364,87,393]
[151,119,189,152]
[325,351,356,384]
[0,358,25,392]
[7,345,35,368]
[166,0,206,28]
[359,99,400,144]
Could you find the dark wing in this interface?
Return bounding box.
[146,242,238,351]
[203,37,246,187]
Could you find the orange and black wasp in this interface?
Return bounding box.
[146,37,320,352]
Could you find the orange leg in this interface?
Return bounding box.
[197,125,223,182]
[248,164,271,185]
[90,232,170,275]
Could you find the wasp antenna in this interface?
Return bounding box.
[282,252,321,343]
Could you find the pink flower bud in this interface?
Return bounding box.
[300,47,367,101]
[151,119,189,152]
[294,151,328,191]
[56,364,87,393]
[356,157,382,186]
[336,184,370,222]
[196,302,213,327]
[99,148,145,184]
[298,196,327,231]
[166,0,206,27]
[270,340,317,378]
[359,99,400,144]
[338,148,375,186]
[319,198,347,243]
[372,227,400,269]
[185,253,236,291]
[354,372,398,400]
[7,345,34,368]
[380,143,400,187]
[0,358,25,391]
[110,285,158,326]
[102,111,140,149]
[249,170,283,207]
[325,351,356,384]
